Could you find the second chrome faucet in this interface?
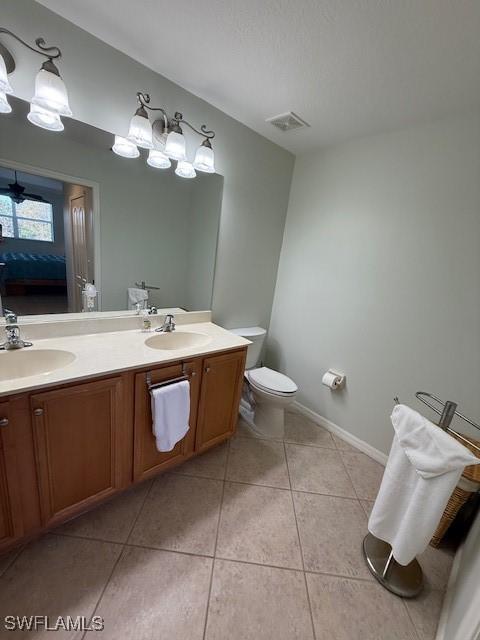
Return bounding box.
[0,311,33,350]
[156,313,175,333]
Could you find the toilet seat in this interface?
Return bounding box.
[246,367,298,397]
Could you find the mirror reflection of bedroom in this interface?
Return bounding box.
[0,166,93,316]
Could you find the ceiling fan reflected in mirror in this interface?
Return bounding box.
[0,170,49,205]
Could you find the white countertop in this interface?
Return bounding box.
[0,321,250,398]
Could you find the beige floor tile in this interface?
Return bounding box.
[286,444,356,497]
[306,573,417,640]
[340,451,385,499]
[332,433,359,451]
[173,442,228,480]
[284,410,336,448]
[235,416,282,441]
[0,547,22,578]
[419,545,454,591]
[360,500,454,590]
[405,586,444,640]
[0,534,121,639]
[294,491,371,579]
[216,482,302,569]
[205,559,314,640]
[360,499,374,517]
[227,437,290,488]
[56,480,152,543]
[87,546,212,640]
[128,474,223,555]
[235,416,261,439]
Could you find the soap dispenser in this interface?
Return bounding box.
[141,309,152,332]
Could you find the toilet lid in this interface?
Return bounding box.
[248,367,298,395]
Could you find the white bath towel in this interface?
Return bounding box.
[127,287,148,310]
[368,404,479,565]
[151,381,190,452]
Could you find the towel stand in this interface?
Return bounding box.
[146,362,193,392]
[135,280,160,291]
[414,391,480,453]
[363,391,480,598]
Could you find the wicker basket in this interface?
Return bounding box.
[430,434,480,547]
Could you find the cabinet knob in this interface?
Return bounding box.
[0,418,8,428]
[33,408,44,417]
[205,366,211,373]
[190,371,196,377]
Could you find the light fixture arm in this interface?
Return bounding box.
[136,92,169,131]
[174,112,215,140]
[134,92,215,140]
[0,28,62,62]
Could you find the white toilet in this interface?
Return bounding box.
[230,326,297,438]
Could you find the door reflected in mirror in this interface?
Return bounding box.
[0,97,223,317]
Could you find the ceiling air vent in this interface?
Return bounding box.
[266,111,310,132]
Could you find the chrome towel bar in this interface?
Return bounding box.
[146,362,194,392]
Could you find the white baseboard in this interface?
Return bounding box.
[293,401,388,466]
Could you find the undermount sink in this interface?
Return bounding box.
[0,349,76,382]
[145,331,212,351]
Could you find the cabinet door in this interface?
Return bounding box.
[31,377,125,527]
[133,359,201,482]
[196,349,246,452]
[0,402,23,551]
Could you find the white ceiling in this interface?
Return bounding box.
[37,0,480,154]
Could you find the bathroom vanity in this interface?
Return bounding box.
[0,314,247,553]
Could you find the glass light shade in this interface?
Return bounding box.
[112,135,140,158]
[0,55,13,94]
[127,113,153,149]
[165,130,187,161]
[31,68,72,117]
[155,131,168,151]
[175,160,196,179]
[193,144,215,173]
[147,149,171,169]
[0,91,12,114]
[27,103,64,131]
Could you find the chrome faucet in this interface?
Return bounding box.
[156,313,175,333]
[1,311,33,350]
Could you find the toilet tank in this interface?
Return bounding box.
[230,326,267,369]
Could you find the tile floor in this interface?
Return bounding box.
[0,408,453,639]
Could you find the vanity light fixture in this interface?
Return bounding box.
[127,102,154,149]
[112,135,140,159]
[113,92,216,178]
[0,50,13,113]
[147,149,171,169]
[175,160,196,179]
[193,139,215,173]
[0,27,72,131]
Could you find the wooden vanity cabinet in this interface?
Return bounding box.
[196,350,246,452]
[0,402,23,551]
[30,377,128,528]
[133,359,201,482]
[0,345,246,552]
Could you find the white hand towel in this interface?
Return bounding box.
[128,287,148,310]
[368,404,479,565]
[151,381,190,452]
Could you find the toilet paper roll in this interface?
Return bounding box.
[322,371,342,390]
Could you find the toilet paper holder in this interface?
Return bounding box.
[322,369,345,390]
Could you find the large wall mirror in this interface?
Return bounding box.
[0,97,223,318]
